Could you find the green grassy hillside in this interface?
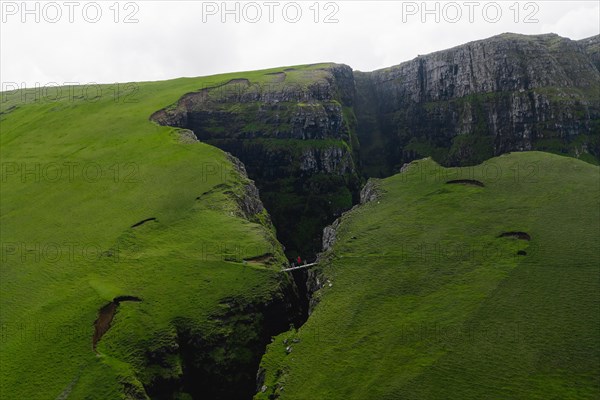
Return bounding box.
[258,152,600,399]
[0,67,321,399]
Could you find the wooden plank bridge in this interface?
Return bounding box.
[281,262,318,272]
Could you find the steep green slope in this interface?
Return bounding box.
[257,152,600,399]
[0,74,300,399]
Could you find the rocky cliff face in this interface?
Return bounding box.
[578,35,600,72]
[356,33,600,175]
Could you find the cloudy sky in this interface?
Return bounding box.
[1,0,599,87]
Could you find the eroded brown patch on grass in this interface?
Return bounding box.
[446,179,485,187]
[499,232,531,241]
[93,296,142,352]
[244,253,275,265]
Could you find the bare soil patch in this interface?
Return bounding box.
[499,232,531,241]
[244,253,275,265]
[446,179,485,187]
[93,296,142,352]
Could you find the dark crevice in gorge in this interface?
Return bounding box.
[142,291,301,400]
[287,269,310,322]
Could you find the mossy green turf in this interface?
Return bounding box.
[257,152,600,399]
[0,63,334,399]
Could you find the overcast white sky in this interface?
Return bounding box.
[1,1,599,87]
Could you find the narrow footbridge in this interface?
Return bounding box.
[281,262,318,272]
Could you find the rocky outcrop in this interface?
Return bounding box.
[225,153,266,222]
[299,146,354,175]
[151,65,356,142]
[359,179,381,204]
[578,35,600,72]
[321,219,340,252]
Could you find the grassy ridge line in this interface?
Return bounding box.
[256,152,600,399]
[0,65,331,399]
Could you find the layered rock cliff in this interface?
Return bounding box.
[356,33,600,175]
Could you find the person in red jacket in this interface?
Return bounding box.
[297,256,301,265]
